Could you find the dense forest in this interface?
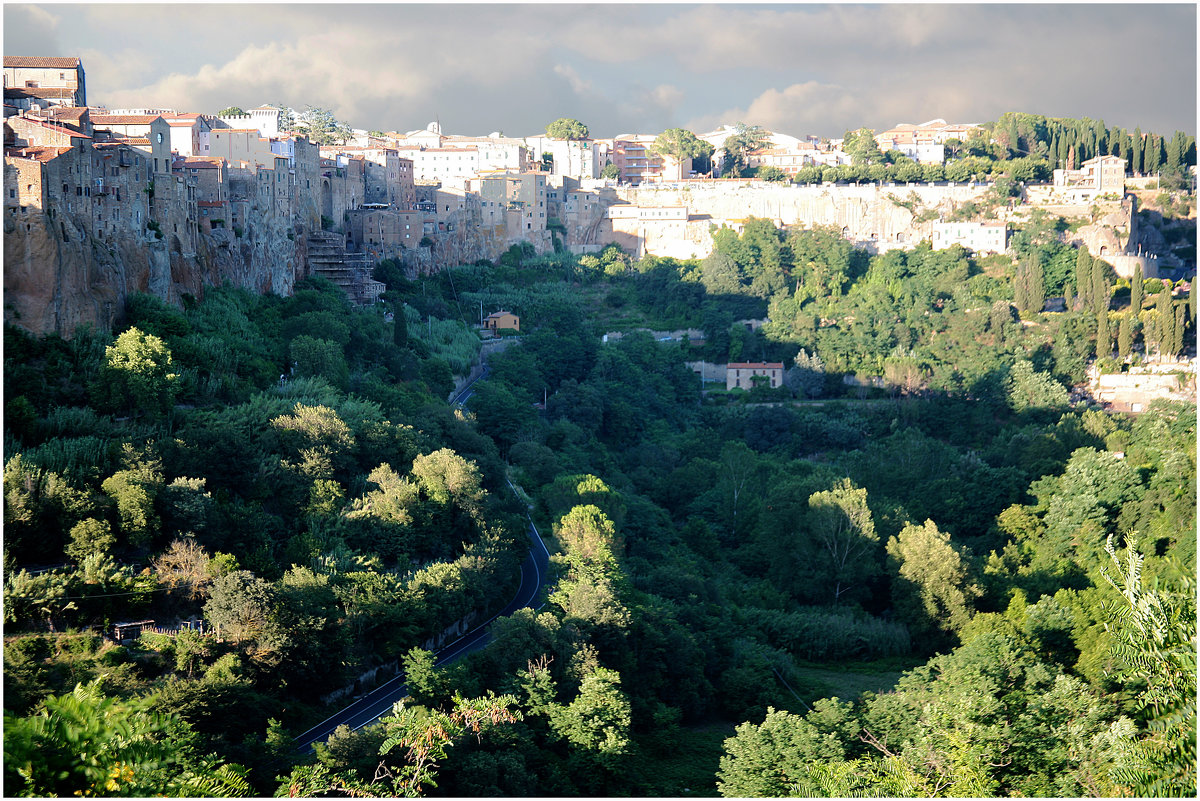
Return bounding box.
[4,205,1197,795]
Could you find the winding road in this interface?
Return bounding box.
[294,361,549,753]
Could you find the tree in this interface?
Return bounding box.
[1101,535,1196,796]
[153,537,215,603]
[807,479,879,604]
[1130,263,1145,313]
[3,679,250,797]
[1006,360,1069,412]
[548,667,632,768]
[1075,247,1094,309]
[393,309,408,348]
[600,162,620,180]
[720,122,770,177]
[555,504,623,564]
[203,570,279,647]
[289,335,348,388]
[785,348,825,398]
[65,518,115,564]
[410,448,484,514]
[294,106,352,145]
[1091,259,1111,316]
[886,519,981,642]
[717,705,848,797]
[1118,313,1134,359]
[650,127,714,165]
[94,327,179,419]
[101,461,163,550]
[843,127,885,165]
[279,694,520,797]
[1014,254,1045,314]
[217,106,245,117]
[545,118,589,141]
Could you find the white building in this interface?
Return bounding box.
[931,221,1007,254]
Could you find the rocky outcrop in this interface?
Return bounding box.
[4,206,306,338]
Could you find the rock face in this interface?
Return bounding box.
[4,206,305,338]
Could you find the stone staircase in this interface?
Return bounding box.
[305,230,385,305]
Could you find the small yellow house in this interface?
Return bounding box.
[484,310,520,333]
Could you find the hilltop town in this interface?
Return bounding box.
[3,55,1195,337]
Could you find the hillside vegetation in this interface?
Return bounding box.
[3,222,1195,797]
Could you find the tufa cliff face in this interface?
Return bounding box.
[4,206,306,338]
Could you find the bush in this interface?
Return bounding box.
[748,607,912,660]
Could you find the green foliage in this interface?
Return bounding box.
[3,679,249,797]
[545,118,589,141]
[1100,536,1196,796]
[887,519,981,644]
[651,127,714,163]
[92,327,180,418]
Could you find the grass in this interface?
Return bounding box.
[634,722,736,797]
[787,655,923,703]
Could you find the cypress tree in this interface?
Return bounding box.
[1050,132,1061,168]
[1097,311,1111,359]
[1014,265,1031,313]
[1111,129,1124,160]
[1172,304,1186,360]
[1165,131,1185,172]
[1155,289,1174,359]
[393,307,408,348]
[1118,314,1133,359]
[1075,248,1094,310]
[1130,263,1144,313]
[1145,134,1161,175]
[1028,255,1045,314]
[1131,128,1143,174]
[1189,282,1197,323]
[1091,261,1109,316]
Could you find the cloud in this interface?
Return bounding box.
[3,4,63,54]
[11,3,1193,140]
[553,64,593,97]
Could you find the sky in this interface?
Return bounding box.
[4,2,1197,141]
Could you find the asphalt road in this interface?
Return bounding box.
[293,485,550,752]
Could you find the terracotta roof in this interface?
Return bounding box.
[91,114,161,125]
[6,145,71,162]
[727,362,784,369]
[5,87,76,99]
[197,200,226,207]
[46,106,87,120]
[27,119,92,139]
[175,156,223,167]
[4,56,81,69]
[166,119,199,127]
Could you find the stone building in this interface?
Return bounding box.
[3,56,87,107]
[1052,155,1126,201]
[726,362,784,390]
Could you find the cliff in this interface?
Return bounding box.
[4,206,306,338]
